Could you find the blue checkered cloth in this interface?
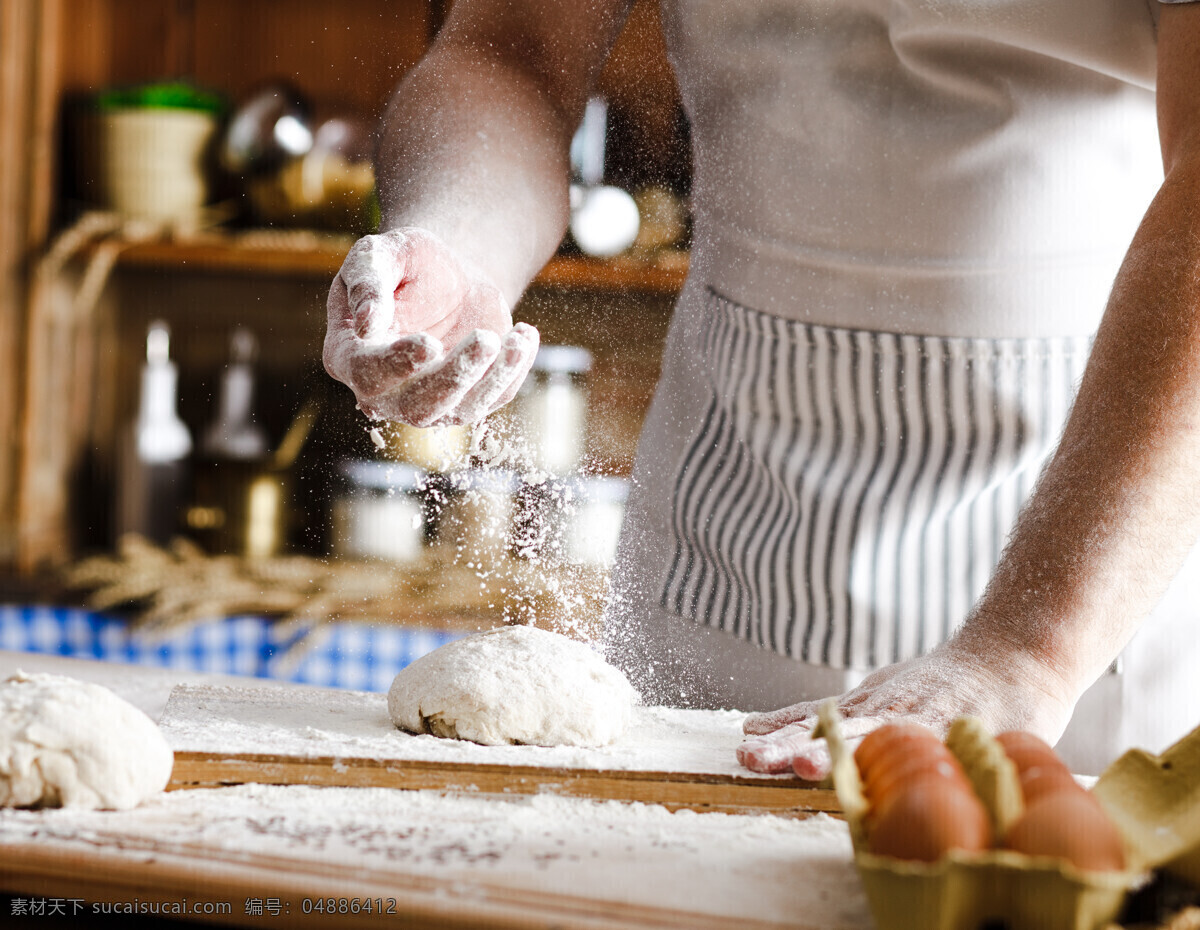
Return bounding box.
[0,605,460,692]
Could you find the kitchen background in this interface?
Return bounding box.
[0,0,692,688]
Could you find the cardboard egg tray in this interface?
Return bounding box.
[817,704,1200,930]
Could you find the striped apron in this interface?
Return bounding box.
[606,280,1200,774]
[602,0,1200,774]
[659,287,1091,670]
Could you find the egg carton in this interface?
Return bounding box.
[818,704,1200,930]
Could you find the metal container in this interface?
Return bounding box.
[373,421,471,473]
[330,461,427,563]
[437,468,520,563]
[187,460,289,559]
[510,345,592,475]
[512,474,629,567]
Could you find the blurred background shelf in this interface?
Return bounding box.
[1,0,689,573]
[111,232,356,279]
[109,232,690,293]
[538,251,688,294]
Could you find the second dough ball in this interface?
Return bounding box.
[0,670,174,810]
[387,625,639,747]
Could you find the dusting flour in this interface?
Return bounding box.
[387,625,638,747]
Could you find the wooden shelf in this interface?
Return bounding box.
[113,232,355,279]
[111,230,689,295]
[537,251,688,293]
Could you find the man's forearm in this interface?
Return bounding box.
[374,42,577,307]
[952,153,1200,700]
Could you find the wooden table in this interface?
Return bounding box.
[0,652,873,929]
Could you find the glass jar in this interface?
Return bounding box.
[562,475,631,567]
[331,460,427,563]
[511,474,630,567]
[511,345,592,475]
[438,467,520,562]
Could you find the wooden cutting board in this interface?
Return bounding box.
[159,684,838,817]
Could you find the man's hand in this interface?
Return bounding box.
[736,645,1076,781]
[323,227,539,426]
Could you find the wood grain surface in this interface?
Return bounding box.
[169,751,840,818]
[161,683,840,818]
[0,679,869,930]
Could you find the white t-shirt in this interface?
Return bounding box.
[607,1,1200,772]
[660,0,1164,337]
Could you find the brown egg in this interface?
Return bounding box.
[1018,765,1081,803]
[995,730,1080,802]
[863,735,951,783]
[865,765,976,837]
[855,721,939,785]
[867,776,993,862]
[1003,790,1126,872]
[865,747,969,812]
[995,731,1070,776]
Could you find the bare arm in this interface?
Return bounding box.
[740,4,1200,776]
[324,0,632,425]
[375,0,634,305]
[948,2,1200,702]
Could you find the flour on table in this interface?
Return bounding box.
[0,671,173,810]
[0,784,872,928]
[387,625,639,747]
[158,684,785,780]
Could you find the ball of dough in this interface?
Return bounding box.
[388,625,639,747]
[0,671,174,810]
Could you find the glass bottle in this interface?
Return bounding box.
[201,328,267,460]
[115,320,192,545]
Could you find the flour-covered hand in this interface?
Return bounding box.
[324,227,539,426]
[736,645,1076,781]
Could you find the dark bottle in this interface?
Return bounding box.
[189,327,287,557]
[201,328,267,461]
[115,320,193,545]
